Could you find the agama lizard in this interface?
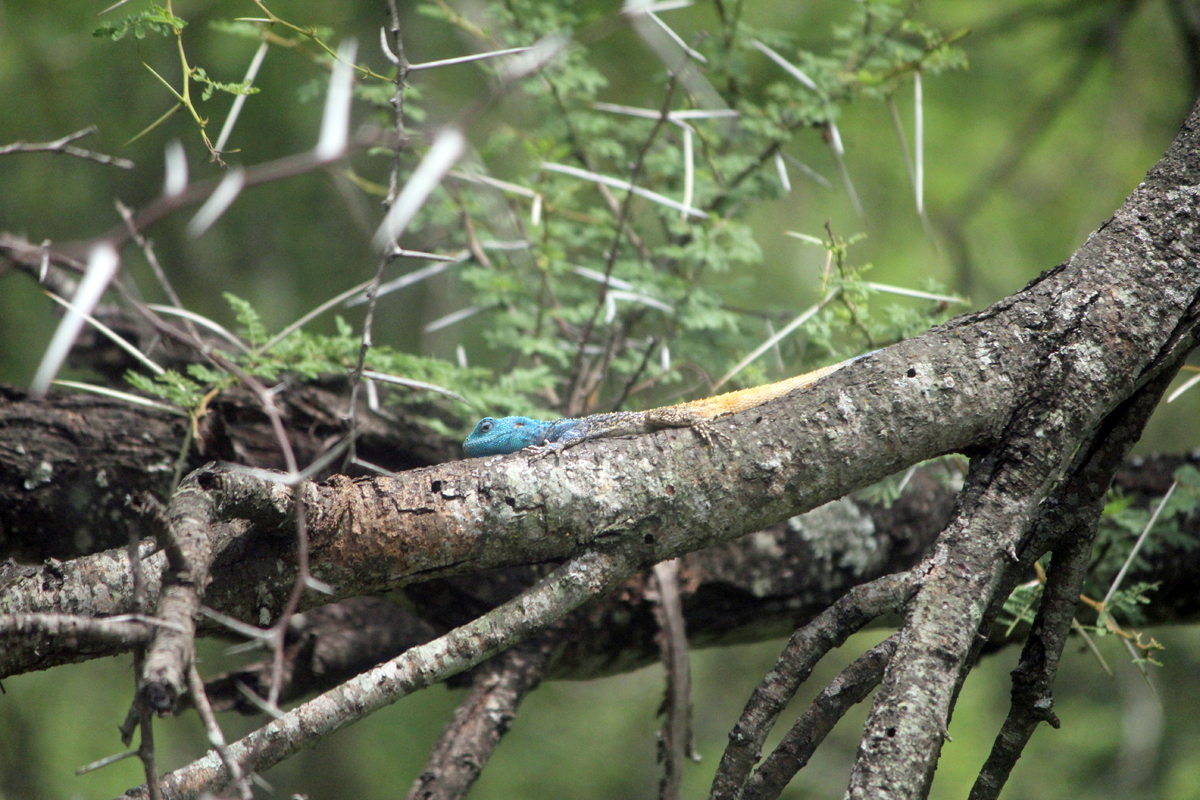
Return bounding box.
[462,351,875,457]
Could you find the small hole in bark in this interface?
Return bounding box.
[906,367,916,378]
[430,480,442,493]
[886,727,897,737]
[644,533,655,544]
[505,497,517,508]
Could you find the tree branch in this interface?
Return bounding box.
[847,96,1200,799]
[652,558,693,800]
[711,570,917,800]
[969,359,1185,798]
[404,636,556,800]
[118,548,641,799]
[0,125,135,169]
[742,635,899,800]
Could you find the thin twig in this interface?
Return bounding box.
[566,75,680,415]
[343,2,411,474]
[115,199,200,343]
[123,548,641,798]
[135,651,164,800]
[0,125,134,168]
[189,665,253,799]
[1102,478,1177,610]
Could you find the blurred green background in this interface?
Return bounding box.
[2,1,1199,797]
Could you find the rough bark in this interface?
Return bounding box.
[0,382,456,562]
[846,97,1200,799]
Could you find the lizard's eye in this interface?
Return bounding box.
[478,420,493,434]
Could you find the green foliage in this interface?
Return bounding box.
[1093,582,1160,632]
[998,576,1043,636]
[124,296,551,427]
[1092,464,1200,588]
[126,368,209,409]
[828,1,969,98]
[225,292,269,350]
[206,19,266,40]
[94,3,376,159]
[857,455,964,510]
[404,0,964,413]
[267,315,554,420]
[93,5,185,41]
[192,67,260,102]
[93,0,965,419]
[95,0,962,420]
[995,465,1200,661]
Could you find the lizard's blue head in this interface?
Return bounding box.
[462,416,544,457]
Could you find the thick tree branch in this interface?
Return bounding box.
[129,336,983,711]
[0,381,454,562]
[969,360,1184,798]
[0,612,157,673]
[848,452,1057,798]
[847,97,1200,799]
[0,472,950,681]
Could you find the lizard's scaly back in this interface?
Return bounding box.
[668,360,855,420]
[461,352,874,457]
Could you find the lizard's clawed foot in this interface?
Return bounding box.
[690,419,731,448]
[525,443,562,461]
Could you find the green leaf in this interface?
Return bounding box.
[125,369,205,410]
[193,67,260,102]
[94,6,186,40]
[224,293,268,349]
